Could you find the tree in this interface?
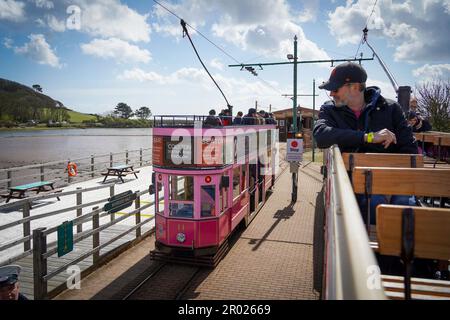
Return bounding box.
[32,84,43,92]
[113,102,133,119]
[416,79,450,132]
[135,106,152,119]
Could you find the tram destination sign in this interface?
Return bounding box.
[103,190,137,213]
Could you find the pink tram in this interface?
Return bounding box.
[150,115,278,265]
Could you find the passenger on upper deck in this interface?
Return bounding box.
[313,62,417,154]
[233,111,243,125]
[257,110,266,125]
[242,108,257,125]
[204,109,223,126]
[314,62,418,224]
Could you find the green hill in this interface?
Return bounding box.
[0,78,94,125]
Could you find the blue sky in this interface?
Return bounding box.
[1,0,449,116]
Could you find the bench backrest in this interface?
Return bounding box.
[342,153,424,171]
[352,167,450,197]
[414,133,450,146]
[376,204,450,260]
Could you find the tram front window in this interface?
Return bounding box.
[169,175,194,201]
[201,185,215,217]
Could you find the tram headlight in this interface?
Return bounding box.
[176,232,186,243]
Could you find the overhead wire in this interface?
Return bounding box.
[152,0,286,99]
[354,0,378,59]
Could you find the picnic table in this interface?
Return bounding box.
[2,181,60,203]
[102,165,139,183]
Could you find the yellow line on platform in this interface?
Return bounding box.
[113,212,154,218]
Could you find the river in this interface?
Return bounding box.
[0,128,152,168]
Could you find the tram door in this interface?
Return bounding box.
[249,164,257,213]
[258,161,263,204]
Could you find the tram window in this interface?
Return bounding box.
[241,164,246,191]
[232,167,240,199]
[169,175,194,201]
[200,185,215,217]
[169,203,193,218]
[156,182,165,213]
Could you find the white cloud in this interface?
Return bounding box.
[32,0,53,9]
[412,64,450,82]
[46,15,66,32]
[118,68,166,83]
[73,0,151,43]
[152,0,329,61]
[327,0,450,62]
[12,34,61,68]
[210,58,224,70]
[81,38,152,64]
[0,0,25,22]
[3,37,13,49]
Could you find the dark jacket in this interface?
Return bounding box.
[313,86,418,154]
[412,118,432,132]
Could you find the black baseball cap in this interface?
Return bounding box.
[319,62,367,91]
[0,265,21,286]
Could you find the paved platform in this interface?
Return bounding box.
[55,160,324,300]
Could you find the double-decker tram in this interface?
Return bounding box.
[149,115,278,266]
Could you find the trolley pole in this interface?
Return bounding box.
[292,35,298,203]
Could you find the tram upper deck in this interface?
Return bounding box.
[152,115,278,169]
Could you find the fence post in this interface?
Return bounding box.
[92,207,100,264]
[126,150,129,165]
[76,187,82,233]
[110,185,115,222]
[67,160,71,184]
[7,169,11,189]
[135,192,141,238]
[33,228,47,300]
[140,148,143,167]
[91,155,95,178]
[23,202,31,251]
[110,153,113,167]
[40,165,44,182]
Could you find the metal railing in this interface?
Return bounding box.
[0,148,152,194]
[323,145,386,300]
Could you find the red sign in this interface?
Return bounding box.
[291,140,298,148]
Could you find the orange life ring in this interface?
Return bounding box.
[67,162,78,177]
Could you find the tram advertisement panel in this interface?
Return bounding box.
[156,136,224,167]
[153,136,164,166]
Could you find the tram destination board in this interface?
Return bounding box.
[103,190,137,213]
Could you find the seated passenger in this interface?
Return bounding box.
[314,62,418,224]
[408,111,432,133]
[204,109,223,126]
[221,109,232,126]
[242,108,257,125]
[233,111,243,125]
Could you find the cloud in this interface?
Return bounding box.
[81,38,151,64]
[32,0,54,9]
[412,64,450,82]
[3,37,13,49]
[11,34,61,68]
[72,0,151,43]
[210,58,224,70]
[46,15,66,32]
[327,0,450,62]
[152,0,329,61]
[0,0,26,22]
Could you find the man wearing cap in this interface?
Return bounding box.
[314,62,418,224]
[314,62,417,154]
[0,265,28,300]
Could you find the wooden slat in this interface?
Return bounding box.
[352,167,450,196]
[342,153,424,171]
[376,205,450,260]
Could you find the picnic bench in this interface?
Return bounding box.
[101,165,140,183]
[1,181,61,203]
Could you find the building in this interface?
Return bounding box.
[272,106,319,147]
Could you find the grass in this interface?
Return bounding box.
[302,149,324,164]
[67,110,97,123]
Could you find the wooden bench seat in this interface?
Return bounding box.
[376,204,450,299]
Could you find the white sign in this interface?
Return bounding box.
[286,139,303,162]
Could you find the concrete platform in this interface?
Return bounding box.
[55,160,325,300]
